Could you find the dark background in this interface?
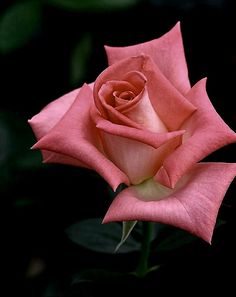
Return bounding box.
[1,0,236,296]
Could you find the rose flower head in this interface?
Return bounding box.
[29,22,236,243]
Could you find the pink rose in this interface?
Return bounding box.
[29,22,236,243]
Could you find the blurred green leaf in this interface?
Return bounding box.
[70,33,92,86]
[71,269,125,285]
[14,198,34,207]
[155,219,226,252]
[47,0,139,12]
[156,229,197,252]
[66,218,141,253]
[43,282,64,297]
[0,1,42,54]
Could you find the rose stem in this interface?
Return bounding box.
[135,221,154,278]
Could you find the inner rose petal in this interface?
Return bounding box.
[98,71,146,111]
[102,131,181,185]
[98,80,137,107]
[123,71,147,91]
[98,69,168,133]
[113,90,136,107]
[119,91,135,100]
[121,87,167,133]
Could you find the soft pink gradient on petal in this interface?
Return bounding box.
[94,55,196,130]
[101,132,181,185]
[91,105,185,149]
[97,72,166,132]
[32,84,129,191]
[105,22,191,94]
[122,87,167,133]
[29,83,94,167]
[155,78,236,188]
[29,88,79,139]
[91,104,184,184]
[43,152,89,168]
[103,163,236,242]
[97,80,144,129]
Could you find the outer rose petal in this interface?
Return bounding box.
[32,84,129,191]
[29,88,80,139]
[43,152,88,168]
[29,84,93,168]
[105,22,191,95]
[29,88,82,164]
[155,78,236,188]
[103,163,236,242]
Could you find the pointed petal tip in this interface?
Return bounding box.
[31,137,49,151]
[102,216,109,224]
[193,226,213,244]
[201,232,213,244]
[175,20,181,29]
[201,77,208,86]
[193,77,208,91]
[113,180,130,192]
[31,141,41,150]
[155,166,173,189]
[31,143,37,150]
[168,20,181,35]
[102,212,120,224]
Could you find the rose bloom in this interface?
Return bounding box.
[29,23,236,243]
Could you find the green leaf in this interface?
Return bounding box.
[14,198,34,207]
[156,229,197,252]
[66,218,141,253]
[47,0,139,12]
[70,33,92,86]
[43,282,64,297]
[115,221,137,252]
[0,1,41,54]
[71,269,125,285]
[155,219,226,253]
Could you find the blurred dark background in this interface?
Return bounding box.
[1,0,236,296]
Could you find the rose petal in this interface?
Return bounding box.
[29,88,80,162]
[113,71,147,112]
[32,84,129,191]
[98,80,143,128]
[101,131,181,185]
[91,106,183,184]
[29,83,94,167]
[43,152,89,168]
[122,87,167,133]
[29,88,79,139]
[103,163,236,242]
[155,78,236,188]
[100,82,167,133]
[105,22,191,95]
[94,55,196,130]
[91,105,185,149]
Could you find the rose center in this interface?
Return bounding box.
[114,90,136,101]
